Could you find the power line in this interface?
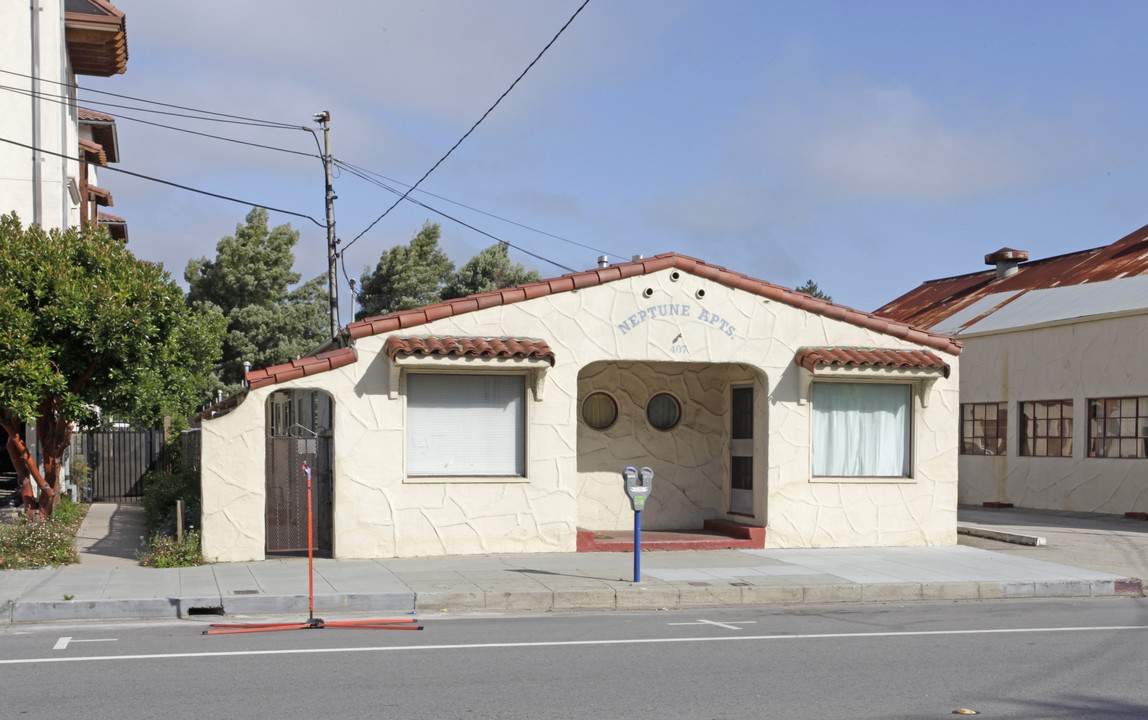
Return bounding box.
[0,135,324,228]
[0,67,303,130]
[342,0,591,252]
[0,83,319,158]
[335,158,624,258]
[337,162,575,273]
[0,80,301,131]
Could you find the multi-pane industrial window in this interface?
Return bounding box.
[1088,397,1148,459]
[961,402,1007,455]
[1019,400,1073,458]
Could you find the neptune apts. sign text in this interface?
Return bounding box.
[615,303,736,338]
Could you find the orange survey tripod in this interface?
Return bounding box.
[204,461,423,635]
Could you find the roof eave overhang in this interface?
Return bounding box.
[65,8,128,76]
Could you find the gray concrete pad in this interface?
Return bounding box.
[74,502,146,569]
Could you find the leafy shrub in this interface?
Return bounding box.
[141,468,200,537]
[139,459,203,568]
[139,530,204,568]
[0,495,86,569]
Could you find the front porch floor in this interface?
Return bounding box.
[577,519,765,552]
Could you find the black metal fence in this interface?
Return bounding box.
[72,428,166,500]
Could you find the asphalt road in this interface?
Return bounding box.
[3,598,1147,719]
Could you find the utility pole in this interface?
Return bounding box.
[314,111,340,341]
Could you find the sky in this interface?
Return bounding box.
[80,0,1148,322]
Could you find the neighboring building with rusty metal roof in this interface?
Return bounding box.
[876,222,1148,518]
[200,253,961,561]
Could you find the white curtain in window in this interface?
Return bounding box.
[812,383,910,477]
[407,374,525,476]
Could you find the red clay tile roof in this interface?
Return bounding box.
[78,108,116,123]
[349,253,961,356]
[796,347,951,378]
[246,347,358,390]
[385,337,556,366]
[877,221,1148,330]
[97,211,127,241]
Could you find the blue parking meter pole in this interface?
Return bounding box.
[622,466,653,584]
[634,508,641,583]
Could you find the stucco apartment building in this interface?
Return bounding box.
[878,223,1148,518]
[201,254,962,561]
[1,0,128,237]
[1,0,129,478]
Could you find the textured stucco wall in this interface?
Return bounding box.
[201,267,959,560]
[575,361,764,531]
[958,312,1148,514]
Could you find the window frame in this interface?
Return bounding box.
[581,391,619,431]
[961,401,1008,456]
[810,381,914,482]
[404,372,528,482]
[1087,396,1148,459]
[646,392,682,431]
[1019,399,1073,458]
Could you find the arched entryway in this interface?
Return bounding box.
[576,361,767,533]
[265,389,334,556]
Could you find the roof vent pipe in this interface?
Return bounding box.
[597,255,609,269]
[984,247,1029,279]
[632,254,644,261]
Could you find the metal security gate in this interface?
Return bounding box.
[77,428,165,500]
[265,389,333,556]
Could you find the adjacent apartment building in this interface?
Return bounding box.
[0,0,128,235]
[877,223,1148,518]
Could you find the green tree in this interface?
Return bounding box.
[795,279,832,302]
[0,213,225,519]
[357,221,455,320]
[185,208,327,392]
[442,242,541,299]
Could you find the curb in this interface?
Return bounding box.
[5,578,1142,624]
[957,524,1046,546]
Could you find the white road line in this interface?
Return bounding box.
[54,637,118,651]
[7,624,1148,667]
[667,619,758,630]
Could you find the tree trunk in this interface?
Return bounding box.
[0,414,51,519]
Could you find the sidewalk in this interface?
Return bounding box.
[0,504,1143,624]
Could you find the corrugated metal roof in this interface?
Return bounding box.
[958,275,1148,334]
[878,221,1148,333]
[928,291,1023,335]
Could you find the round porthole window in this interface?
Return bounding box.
[582,392,618,430]
[646,393,681,430]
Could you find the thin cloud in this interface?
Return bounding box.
[755,80,1113,201]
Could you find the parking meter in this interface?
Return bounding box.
[623,466,653,511]
[623,466,653,582]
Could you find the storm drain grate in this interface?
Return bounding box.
[231,589,260,595]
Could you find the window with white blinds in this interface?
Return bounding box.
[406,374,525,476]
